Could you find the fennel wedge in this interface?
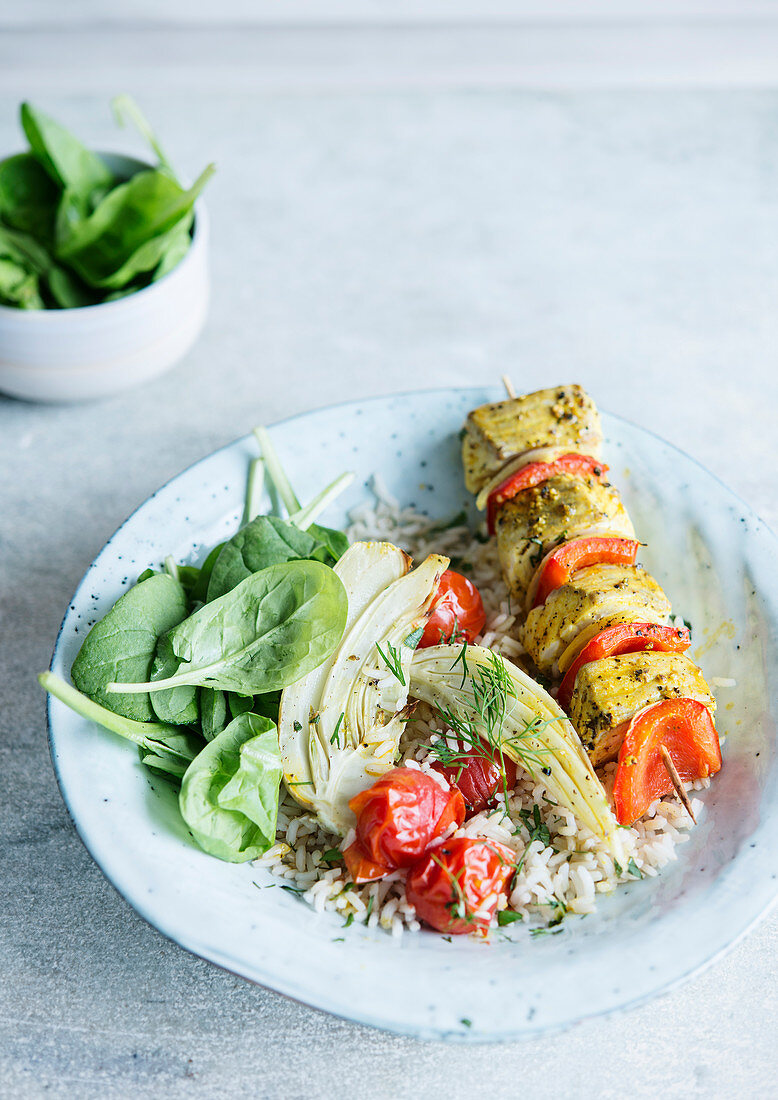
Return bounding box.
[409,644,624,857]
[278,541,448,834]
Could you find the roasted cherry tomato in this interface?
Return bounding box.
[432,751,518,815]
[556,622,691,712]
[486,453,609,535]
[343,767,465,883]
[419,569,486,648]
[612,698,721,825]
[406,837,515,935]
[529,536,640,609]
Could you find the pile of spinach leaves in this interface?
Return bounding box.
[0,96,213,310]
[40,431,353,864]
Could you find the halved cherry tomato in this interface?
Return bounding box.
[612,698,721,825]
[419,569,486,647]
[556,622,691,712]
[486,453,609,535]
[529,536,640,609]
[432,751,518,815]
[406,837,515,935]
[343,767,465,883]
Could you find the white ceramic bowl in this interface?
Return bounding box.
[0,153,209,402]
[46,390,778,1041]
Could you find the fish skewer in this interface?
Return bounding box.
[461,383,722,821]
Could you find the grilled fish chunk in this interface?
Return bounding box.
[494,474,635,605]
[569,652,716,766]
[522,563,670,674]
[462,384,602,494]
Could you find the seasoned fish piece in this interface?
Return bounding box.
[556,610,669,676]
[522,563,670,674]
[494,474,634,605]
[569,652,716,766]
[462,384,602,494]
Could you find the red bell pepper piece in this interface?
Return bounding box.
[556,622,691,712]
[612,698,721,826]
[530,536,640,609]
[486,453,609,535]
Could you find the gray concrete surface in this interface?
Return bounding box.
[1,38,777,1099]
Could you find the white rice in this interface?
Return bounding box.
[254,479,710,936]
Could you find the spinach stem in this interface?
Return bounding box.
[243,457,265,526]
[253,427,300,515]
[289,472,354,532]
[39,672,179,748]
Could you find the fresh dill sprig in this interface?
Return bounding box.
[375,640,406,687]
[429,650,553,814]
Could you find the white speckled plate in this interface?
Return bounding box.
[47,388,778,1041]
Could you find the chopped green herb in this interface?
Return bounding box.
[403,626,424,650]
[614,859,623,876]
[364,896,375,924]
[460,1018,472,1028]
[375,640,406,686]
[343,912,355,928]
[530,925,563,937]
[293,720,302,732]
[321,848,342,864]
[332,937,345,943]
[330,711,345,746]
[280,884,305,896]
[497,910,522,926]
[627,857,643,879]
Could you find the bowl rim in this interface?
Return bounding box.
[0,148,208,322]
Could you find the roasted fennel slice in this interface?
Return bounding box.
[409,643,624,857]
[278,541,448,834]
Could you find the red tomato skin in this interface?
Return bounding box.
[406,837,515,935]
[487,453,609,535]
[419,570,486,648]
[612,698,722,825]
[433,753,518,815]
[531,537,639,609]
[343,768,465,883]
[556,622,692,712]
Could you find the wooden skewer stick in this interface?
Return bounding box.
[501,374,516,399]
[660,746,696,822]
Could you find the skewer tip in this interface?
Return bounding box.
[501,374,516,399]
[659,746,696,823]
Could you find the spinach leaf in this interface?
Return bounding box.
[71,572,188,721]
[56,165,214,289]
[39,672,203,773]
[21,102,113,202]
[0,257,43,309]
[178,713,282,863]
[193,543,224,604]
[227,692,254,719]
[307,522,349,562]
[252,690,282,724]
[151,213,194,281]
[0,152,59,240]
[200,688,229,742]
[46,263,96,308]
[109,560,348,696]
[206,515,336,601]
[149,633,200,726]
[0,221,52,276]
